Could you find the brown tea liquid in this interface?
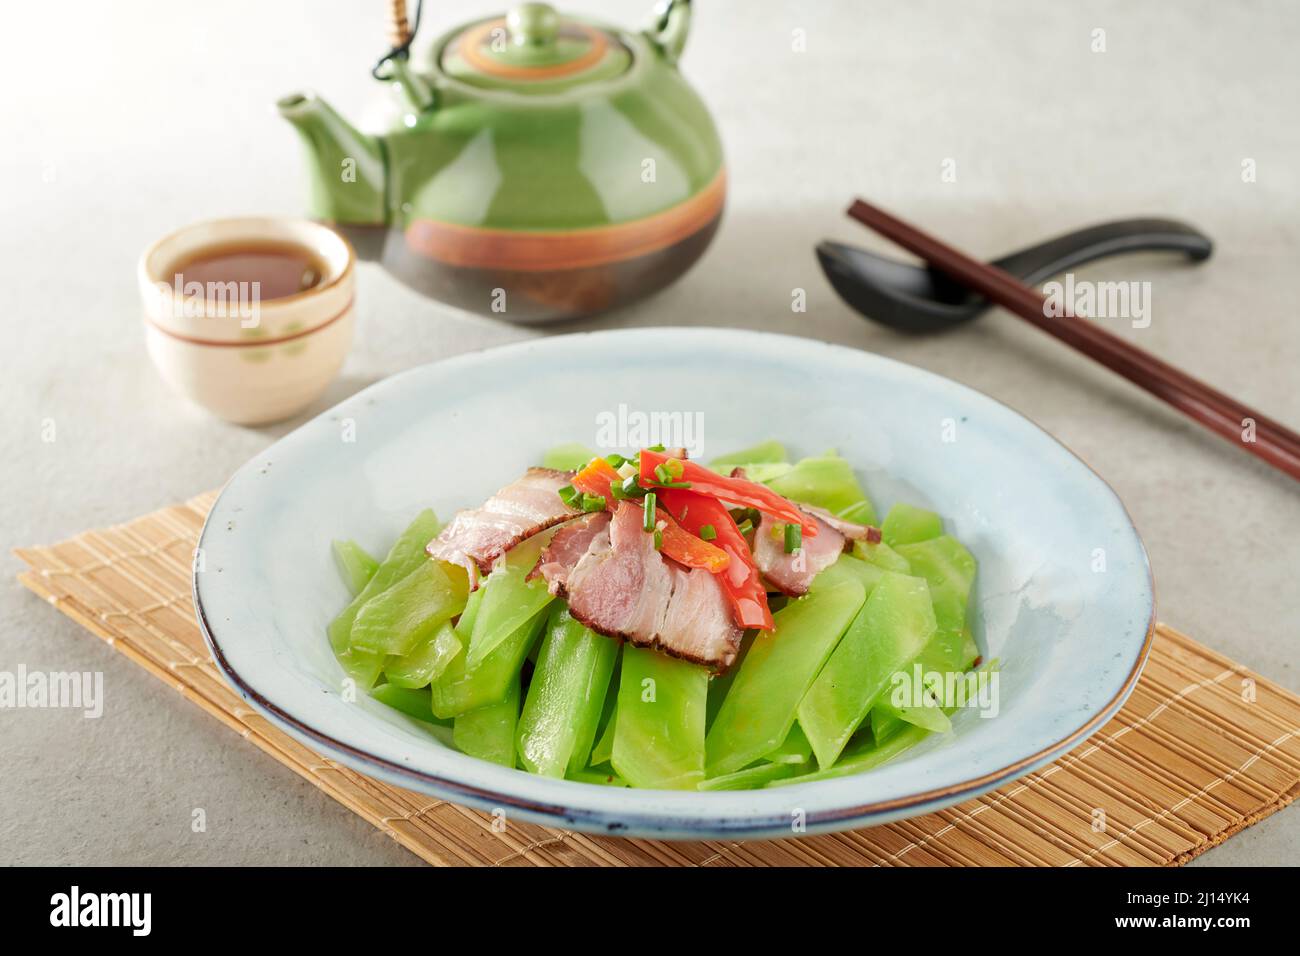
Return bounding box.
[168,240,328,301]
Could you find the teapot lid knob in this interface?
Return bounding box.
[442,2,631,88]
[507,3,560,47]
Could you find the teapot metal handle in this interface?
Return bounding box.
[648,0,691,65]
[373,0,436,111]
[373,0,422,79]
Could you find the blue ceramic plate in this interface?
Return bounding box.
[196,328,1153,839]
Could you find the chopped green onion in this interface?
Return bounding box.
[604,453,627,469]
[699,524,717,541]
[784,523,802,554]
[735,519,753,536]
[729,506,760,526]
[620,475,646,498]
[653,529,663,550]
[558,484,580,507]
[654,480,692,489]
[664,457,685,480]
[647,444,666,453]
[643,493,657,532]
[580,493,607,513]
[654,463,672,484]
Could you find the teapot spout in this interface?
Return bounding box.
[277,92,386,230]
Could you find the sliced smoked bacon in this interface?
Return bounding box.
[752,506,881,596]
[528,510,611,590]
[536,502,742,670]
[797,503,882,543]
[427,467,579,588]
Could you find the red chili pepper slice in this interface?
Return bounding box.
[659,488,774,630]
[640,450,817,536]
[571,457,730,573]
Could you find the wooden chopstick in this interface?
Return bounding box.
[846,199,1300,482]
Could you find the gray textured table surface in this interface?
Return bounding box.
[2,0,1296,865]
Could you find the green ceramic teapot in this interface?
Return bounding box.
[278,0,724,323]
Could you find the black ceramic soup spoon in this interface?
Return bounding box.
[817,217,1212,334]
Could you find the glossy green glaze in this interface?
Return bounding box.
[276,94,386,226]
[278,1,722,233]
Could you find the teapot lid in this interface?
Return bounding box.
[440,3,632,92]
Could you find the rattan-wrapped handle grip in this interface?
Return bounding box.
[389,0,412,49]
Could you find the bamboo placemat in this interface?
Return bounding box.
[14,491,1300,866]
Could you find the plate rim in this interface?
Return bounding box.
[194,326,1156,838]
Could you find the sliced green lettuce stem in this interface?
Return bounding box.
[453,671,521,768]
[705,579,866,778]
[465,533,556,668]
[384,621,462,689]
[350,559,466,658]
[516,605,619,778]
[431,607,548,720]
[612,645,709,790]
[332,539,380,597]
[327,509,440,655]
[797,571,938,769]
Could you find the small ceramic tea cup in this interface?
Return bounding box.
[138,217,355,425]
